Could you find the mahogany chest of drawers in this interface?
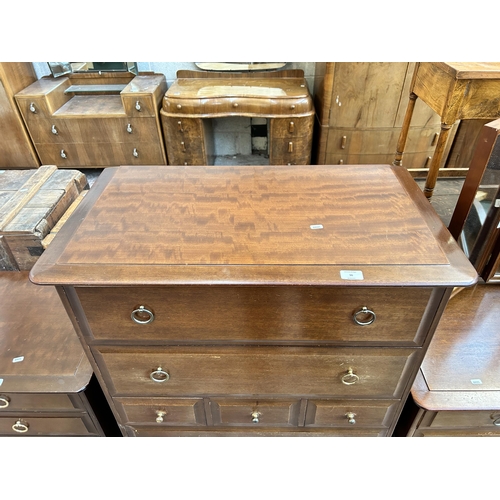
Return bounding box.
[29,164,477,436]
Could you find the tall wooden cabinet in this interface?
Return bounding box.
[0,63,40,168]
[313,63,454,170]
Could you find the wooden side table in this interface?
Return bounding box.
[394,63,500,198]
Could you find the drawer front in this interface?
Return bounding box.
[0,416,94,436]
[431,410,500,429]
[16,94,70,121]
[114,397,206,426]
[122,94,157,117]
[0,393,76,412]
[95,346,418,399]
[161,115,206,165]
[270,116,314,139]
[35,141,166,167]
[269,135,312,165]
[76,286,432,345]
[304,399,398,428]
[324,152,435,169]
[210,399,300,427]
[26,117,160,144]
[414,428,500,437]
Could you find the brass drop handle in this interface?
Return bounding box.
[251,411,262,424]
[127,123,133,133]
[60,149,67,159]
[150,367,170,383]
[288,121,295,133]
[0,395,10,409]
[346,412,357,425]
[341,135,347,149]
[424,156,432,168]
[181,141,186,152]
[338,159,344,165]
[51,124,58,135]
[288,141,293,153]
[341,368,360,385]
[431,132,439,146]
[491,414,500,426]
[29,102,36,113]
[135,100,141,111]
[12,419,29,433]
[177,121,184,132]
[353,306,376,326]
[131,305,155,324]
[155,410,167,423]
[133,148,139,158]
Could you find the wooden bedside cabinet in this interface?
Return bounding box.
[15,72,167,168]
[29,164,477,437]
[0,271,120,436]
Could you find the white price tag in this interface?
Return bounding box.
[12,356,24,363]
[340,270,364,280]
[471,379,482,385]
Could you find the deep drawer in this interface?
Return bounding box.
[94,346,418,399]
[114,397,206,426]
[76,286,432,345]
[0,416,95,436]
[430,410,500,429]
[210,399,301,427]
[0,393,76,412]
[304,399,399,428]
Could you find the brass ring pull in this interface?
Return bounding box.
[251,411,262,424]
[150,367,170,383]
[341,368,360,385]
[131,305,155,324]
[155,410,167,423]
[12,419,29,433]
[353,306,376,326]
[0,395,10,408]
[346,412,356,424]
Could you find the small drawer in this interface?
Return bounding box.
[0,393,76,412]
[114,397,206,426]
[210,399,300,427]
[76,286,432,346]
[0,416,95,436]
[122,94,157,117]
[430,410,500,429]
[94,345,418,399]
[304,399,398,428]
[162,97,203,116]
[270,116,314,138]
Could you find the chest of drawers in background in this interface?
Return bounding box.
[29,164,477,436]
[0,271,119,436]
[15,73,167,168]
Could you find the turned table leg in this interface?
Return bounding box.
[394,92,418,167]
[423,122,453,199]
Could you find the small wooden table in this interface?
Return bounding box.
[394,62,500,198]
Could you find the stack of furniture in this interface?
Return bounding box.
[29,164,476,436]
[15,72,167,168]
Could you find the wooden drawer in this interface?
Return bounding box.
[270,116,314,138]
[304,399,398,428]
[94,346,418,399]
[76,286,432,345]
[26,117,160,144]
[325,151,435,169]
[0,393,77,412]
[430,410,500,429]
[35,141,166,167]
[413,428,500,437]
[114,397,206,426]
[0,416,95,436]
[210,399,300,427]
[160,115,206,164]
[122,94,157,117]
[269,135,312,165]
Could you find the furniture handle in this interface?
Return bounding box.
[424,156,432,168]
[290,104,296,110]
[233,102,239,108]
[0,395,10,408]
[12,419,29,433]
[288,141,293,153]
[345,412,357,425]
[341,135,347,149]
[155,410,167,423]
[289,121,295,133]
[251,411,262,424]
[131,305,155,324]
[431,132,439,146]
[51,125,58,135]
[341,368,360,385]
[491,414,500,426]
[177,121,184,132]
[135,101,141,111]
[60,149,67,159]
[29,102,36,113]
[353,306,376,326]
[338,159,344,165]
[127,123,133,133]
[181,141,186,152]
[133,148,139,158]
[150,367,170,383]
[176,104,182,110]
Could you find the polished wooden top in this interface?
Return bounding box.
[0,271,92,392]
[29,165,477,287]
[412,284,500,410]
